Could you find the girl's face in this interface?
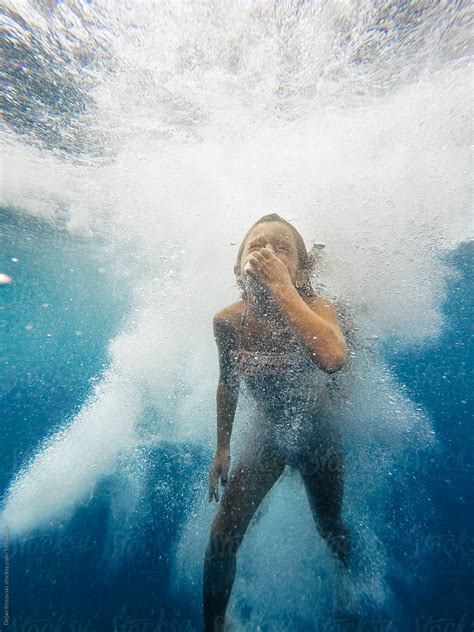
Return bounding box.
[234,221,307,291]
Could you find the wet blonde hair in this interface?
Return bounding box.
[235,213,316,298]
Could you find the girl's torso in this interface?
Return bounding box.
[228,301,341,464]
[228,301,333,414]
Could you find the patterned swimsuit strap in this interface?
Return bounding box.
[236,302,248,351]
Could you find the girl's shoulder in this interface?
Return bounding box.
[213,300,246,334]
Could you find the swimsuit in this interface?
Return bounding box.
[229,303,317,380]
[229,303,342,468]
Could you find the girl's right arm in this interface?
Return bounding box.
[208,310,240,502]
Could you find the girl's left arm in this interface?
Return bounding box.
[245,245,347,373]
[274,285,347,373]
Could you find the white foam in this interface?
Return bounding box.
[1,3,471,617]
[2,376,142,532]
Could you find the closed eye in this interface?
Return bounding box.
[247,241,292,253]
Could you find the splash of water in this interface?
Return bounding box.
[1,0,472,622]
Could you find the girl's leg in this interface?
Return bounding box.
[203,444,285,631]
[300,444,351,569]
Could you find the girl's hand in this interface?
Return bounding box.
[208,447,230,502]
[245,245,293,296]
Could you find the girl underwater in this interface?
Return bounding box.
[203,213,351,630]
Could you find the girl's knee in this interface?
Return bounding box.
[318,518,351,563]
[319,517,350,549]
[207,529,242,559]
[208,516,243,558]
[312,505,345,542]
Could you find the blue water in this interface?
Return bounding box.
[1,209,472,630]
[1,2,473,630]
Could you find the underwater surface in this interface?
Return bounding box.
[1,1,473,630]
